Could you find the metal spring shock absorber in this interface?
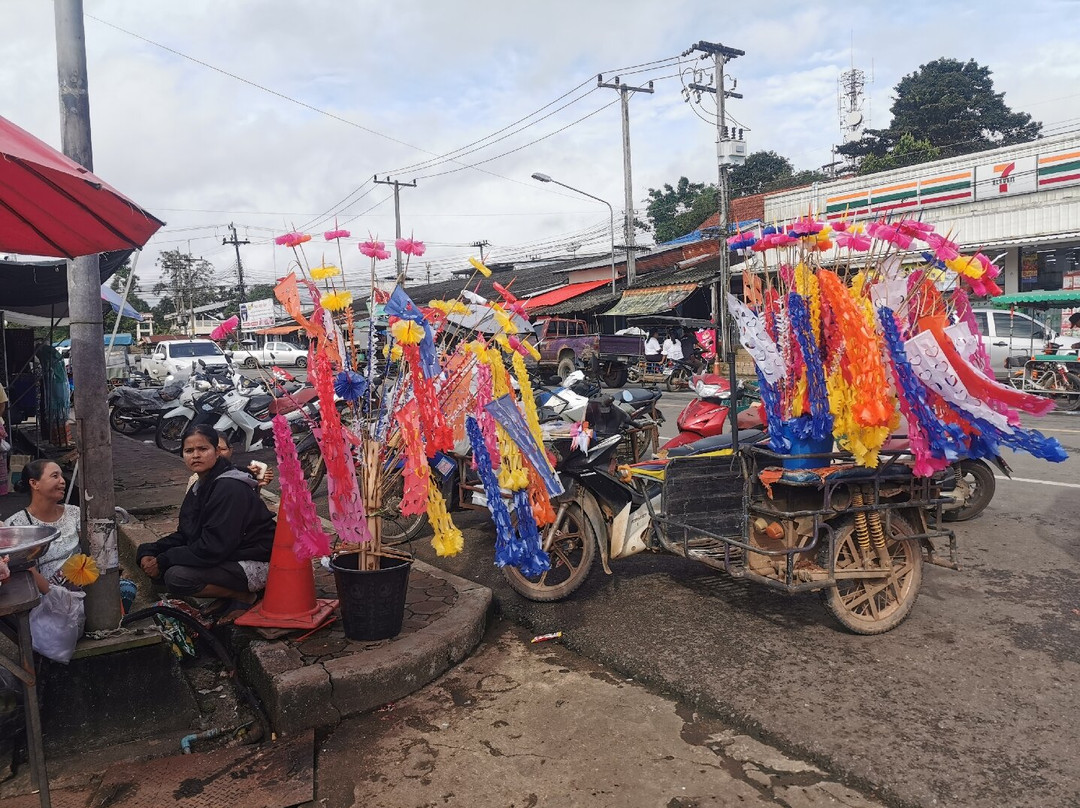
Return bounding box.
[865,485,887,550]
[850,487,872,555]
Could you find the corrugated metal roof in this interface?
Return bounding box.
[523,279,609,310]
[531,284,623,316]
[600,284,697,317]
[991,289,1080,308]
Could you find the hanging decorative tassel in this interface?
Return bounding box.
[512,489,551,578]
[312,351,373,544]
[426,477,464,557]
[474,358,500,466]
[485,394,563,496]
[398,400,429,517]
[511,352,545,452]
[526,462,556,527]
[787,292,833,440]
[466,416,521,568]
[271,413,332,559]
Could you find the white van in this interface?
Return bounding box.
[142,339,230,382]
[971,308,1056,378]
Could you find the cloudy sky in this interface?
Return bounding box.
[6,0,1080,306]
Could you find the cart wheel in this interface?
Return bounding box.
[819,514,923,635]
[380,469,428,545]
[502,501,596,602]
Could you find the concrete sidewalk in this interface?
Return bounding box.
[106,434,492,737]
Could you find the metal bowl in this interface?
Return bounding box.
[0,525,61,572]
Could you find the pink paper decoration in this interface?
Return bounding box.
[270,414,331,560]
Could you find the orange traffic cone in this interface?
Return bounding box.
[235,511,337,630]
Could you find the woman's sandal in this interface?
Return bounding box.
[216,596,258,625]
[198,598,231,618]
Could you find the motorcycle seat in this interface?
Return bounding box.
[245,394,274,413]
[620,387,660,405]
[665,429,765,457]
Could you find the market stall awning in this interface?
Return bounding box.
[600,284,697,317]
[524,279,610,311]
[991,290,1080,309]
[0,115,164,258]
[255,324,302,335]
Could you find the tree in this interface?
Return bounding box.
[728,151,827,197]
[838,58,1041,172]
[152,250,217,333]
[640,177,714,243]
[857,133,942,176]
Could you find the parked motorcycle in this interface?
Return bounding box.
[108,380,183,435]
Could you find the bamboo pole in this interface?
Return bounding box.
[360,437,382,571]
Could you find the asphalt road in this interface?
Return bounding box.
[227,373,1080,805]
[393,406,1080,808]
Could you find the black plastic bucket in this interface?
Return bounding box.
[330,553,412,641]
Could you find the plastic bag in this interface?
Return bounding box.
[29,587,86,664]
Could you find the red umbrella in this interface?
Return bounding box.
[0,115,164,259]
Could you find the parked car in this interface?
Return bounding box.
[532,317,643,387]
[971,308,1056,378]
[230,341,308,368]
[141,339,230,382]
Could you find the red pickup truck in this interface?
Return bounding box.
[532,317,644,388]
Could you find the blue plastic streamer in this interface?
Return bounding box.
[466,416,523,568]
[878,306,964,460]
[512,489,551,578]
[787,292,833,440]
[484,394,564,497]
[755,369,788,452]
[945,403,1067,463]
[385,286,440,378]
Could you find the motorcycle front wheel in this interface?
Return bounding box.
[502,500,596,602]
[155,413,191,453]
[380,470,428,545]
[666,365,692,392]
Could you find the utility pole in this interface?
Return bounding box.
[598,74,653,287]
[471,240,490,264]
[688,39,745,444]
[55,0,121,630]
[223,222,250,304]
[373,175,417,282]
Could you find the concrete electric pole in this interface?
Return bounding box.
[598,75,653,287]
[55,0,121,630]
[223,223,250,304]
[688,39,745,445]
[373,175,417,282]
[470,240,490,264]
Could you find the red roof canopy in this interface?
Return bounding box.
[524,279,609,311]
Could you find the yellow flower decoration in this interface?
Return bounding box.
[311,265,341,280]
[391,319,425,345]
[427,479,464,557]
[946,255,983,279]
[320,291,353,311]
[61,553,100,587]
[429,299,470,316]
[469,257,492,277]
[390,344,403,361]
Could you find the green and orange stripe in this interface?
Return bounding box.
[1038,150,1080,187]
[919,171,972,206]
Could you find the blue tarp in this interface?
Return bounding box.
[54,333,134,348]
[659,218,763,248]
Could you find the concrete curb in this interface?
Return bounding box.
[239,563,492,735]
[118,507,493,737]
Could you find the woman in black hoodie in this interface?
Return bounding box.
[137,425,276,620]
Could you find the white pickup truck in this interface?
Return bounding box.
[142,339,230,381]
[230,340,308,368]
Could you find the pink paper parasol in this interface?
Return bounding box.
[210,315,239,341]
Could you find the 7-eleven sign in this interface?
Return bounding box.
[975,156,1036,200]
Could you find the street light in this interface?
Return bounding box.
[531,172,617,293]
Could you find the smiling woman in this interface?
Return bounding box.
[3,459,81,582]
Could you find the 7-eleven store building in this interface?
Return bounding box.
[761,131,1080,329]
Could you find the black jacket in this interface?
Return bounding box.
[137,457,276,571]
